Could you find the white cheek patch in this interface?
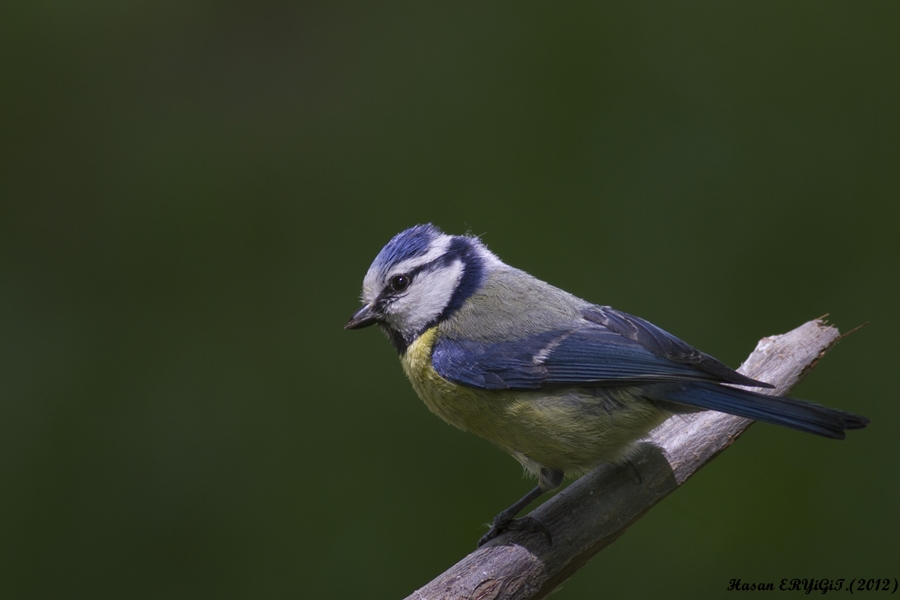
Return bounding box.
[390,260,464,334]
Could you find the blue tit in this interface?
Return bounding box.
[345,224,869,547]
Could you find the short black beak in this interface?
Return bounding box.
[345,303,380,329]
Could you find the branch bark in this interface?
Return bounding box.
[404,319,843,600]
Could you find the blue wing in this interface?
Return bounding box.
[430,306,869,440]
[581,306,768,386]
[432,306,766,391]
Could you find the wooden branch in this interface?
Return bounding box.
[404,319,843,600]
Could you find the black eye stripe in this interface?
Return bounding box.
[382,247,472,299]
[383,261,433,293]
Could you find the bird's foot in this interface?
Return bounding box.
[477,515,552,547]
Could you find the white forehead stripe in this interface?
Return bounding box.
[389,234,454,276]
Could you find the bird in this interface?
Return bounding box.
[345,224,869,547]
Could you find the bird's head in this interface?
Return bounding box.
[345,224,500,352]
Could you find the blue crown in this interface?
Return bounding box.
[372,224,443,275]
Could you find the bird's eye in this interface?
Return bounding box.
[389,274,411,292]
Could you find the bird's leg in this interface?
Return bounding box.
[477,468,563,547]
[477,485,545,547]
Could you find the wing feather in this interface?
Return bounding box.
[431,321,751,391]
[583,306,772,388]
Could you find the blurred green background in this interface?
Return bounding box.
[2,2,898,598]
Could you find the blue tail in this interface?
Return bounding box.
[649,381,869,439]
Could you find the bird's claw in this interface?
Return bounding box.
[477,515,552,547]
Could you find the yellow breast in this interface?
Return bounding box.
[400,327,481,432]
[399,327,669,477]
[400,328,587,461]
